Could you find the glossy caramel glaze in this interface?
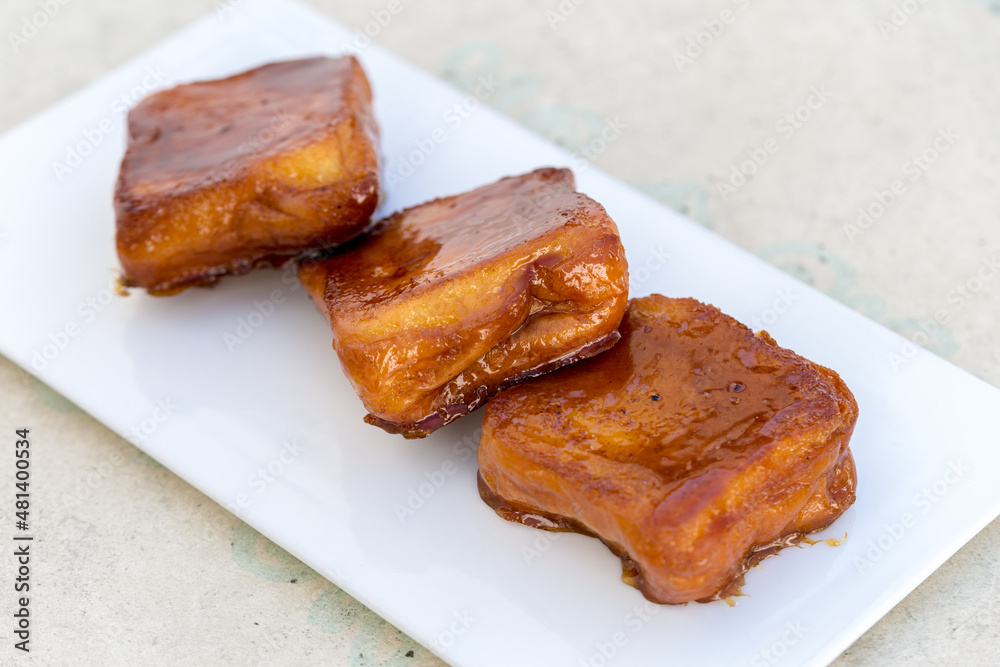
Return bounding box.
[115,56,380,295]
[478,295,858,604]
[298,168,629,437]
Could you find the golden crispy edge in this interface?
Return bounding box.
[114,57,380,295]
[477,296,858,603]
[302,200,629,436]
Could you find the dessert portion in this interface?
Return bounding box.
[299,167,629,438]
[478,295,858,604]
[115,56,380,295]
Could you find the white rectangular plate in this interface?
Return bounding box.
[2,1,1000,664]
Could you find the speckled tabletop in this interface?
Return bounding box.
[2,0,1000,665]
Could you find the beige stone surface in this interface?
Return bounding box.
[1,0,999,664]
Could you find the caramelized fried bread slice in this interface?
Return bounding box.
[299,167,629,437]
[115,56,380,295]
[478,295,858,604]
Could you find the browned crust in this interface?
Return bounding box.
[365,329,623,438]
[114,56,380,295]
[477,295,859,604]
[299,167,631,437]
[478,449,857,605]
